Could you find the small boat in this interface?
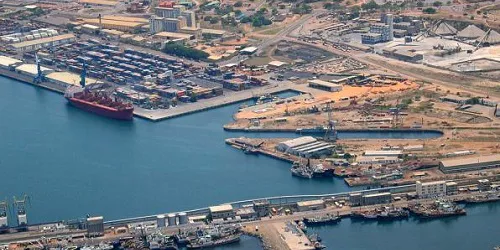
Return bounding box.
[187,234,241,249]
[303,214,341,225]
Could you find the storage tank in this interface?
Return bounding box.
[156,215,166,228]
[178,212,188,225]
[167,213,176,226]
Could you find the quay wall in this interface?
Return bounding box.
[0,68,65,94]
[103,184,416,227]
[223,125,444,135]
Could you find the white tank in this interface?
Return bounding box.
[167,213,176,226]
[156,215,166,228]
[178,212,188,225]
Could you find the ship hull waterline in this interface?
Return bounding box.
[66,97,134,120]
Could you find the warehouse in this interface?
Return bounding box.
[364,150,403,157]
[0,55,22,70]
[356,156,401,165]
[79,0,118,6]
[240,46,257,55]
[276,136,334,158]
[9,34,76,52]
[83,19,145,32]
[361,192,391,205]
[439,154,500,173]
[296,200,325,212]
[209,204,235,220]
[308,79,342,92]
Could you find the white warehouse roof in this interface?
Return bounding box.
[279,136,317,149]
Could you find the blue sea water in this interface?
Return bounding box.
[1,76,497,250]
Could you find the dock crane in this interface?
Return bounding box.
[324,101,338,141]
[13,194,30,231]
[33,52,44,84]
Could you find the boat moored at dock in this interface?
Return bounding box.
[409,200,466,219]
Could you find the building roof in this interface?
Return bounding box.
[236,207,256,215]
[457,25,485,39]
[0,55,22,67]
[279,136,317,149]
[79,0,117,6]
[240,46,257,53]
[363,192,391,198]
[10,34,75,49]
[209,204,233,213]
[46,72,98,86]
[84,19,145,28]
[154,31,193,40]
[431,22,457,36]
[364,150,402,156]
[477,30,500,44]
[102,29,125,36]
[82,24,99,30]
[268,60,288,67]
[308,79,342,89]
[103,15,148,23]
[87,216,104,221]
[202,28,227,36]
[440,154,500,168]
[297,199,325,207]
[417,180,446,186]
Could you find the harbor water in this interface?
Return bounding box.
[2,76,497,249]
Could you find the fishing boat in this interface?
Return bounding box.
[303,214,341,225]
[409,200,466,219]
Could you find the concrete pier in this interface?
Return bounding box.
[133,84,295,121]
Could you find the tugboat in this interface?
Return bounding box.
[377,207,409,221]
[409,200,466,219]
[303,214,341,225]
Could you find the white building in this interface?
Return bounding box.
[364,150,403,157]
[356,156,401,165]
[416,180,447,198]
[209,204,235,220]
[297,200,325,212]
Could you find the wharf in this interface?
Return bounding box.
[133,84,294,121]
[0,68,66,93]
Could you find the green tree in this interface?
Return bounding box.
[416,1,424,7]
[234,1,243,7]
[162,42,209,60]
[272,7,278,15]
[422,7,436,14]
[362,0,380,10]
[433,1,443,7]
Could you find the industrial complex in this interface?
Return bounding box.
[0,0,500,249]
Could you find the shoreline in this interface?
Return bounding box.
[223,125,444,135]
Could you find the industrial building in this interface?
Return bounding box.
[364,150,403,157]
[9,34,76,52]
[253,200,270,217]
[416,180,447,198]
[382,49,423,63]
[240,46,258,55]
[276,136,334,158]
[361,14,393,44]
[361,192,391,205]
[356,156,401,165]
[86,216,104,237]
[446,181,458,195]
[308,79,343,92]
[296,199,325,212]
[235,207,257,220]
[83,16,147,32]
[154,31,195,43]
[79,0,118,6]
[209,204,235,220]
[0,56,22,70]
[439,154,500,173]
[150,5,197,33]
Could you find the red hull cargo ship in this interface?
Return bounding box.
[65,86,134,120]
